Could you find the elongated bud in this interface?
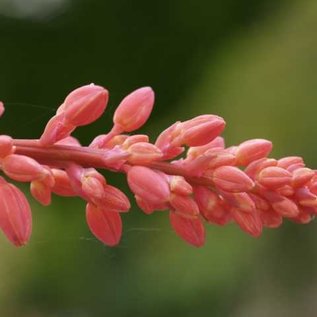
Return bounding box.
[30,180,52,206]
[206,151,236,169]
[295,187,317,207]
[39,113,75,146]
[220,191,256,213]
[187,137,225,159]
[169,211,205,247]
[292,168,315,188]
[127,142,162,164]
[2,154,49,182]
[0,177,32,246]
[86,203,122,246]
[0,135,14,158]
[99,185,130,212]
[178,115,225,147]
[236,139,272,166]
[155,122,184,159]
[169,194,200,219]
[259,208,282,228]
[60,84,109,126]
[244,158,277,179]
[122,135,149,148]
[212,166,254,192]
[194,186,230,225]
[277,156,304,169]
[51,169,76,197]
[257,166,292,189]
[113,87,154,132]
[135,195,168,214]
[169,176,192,196]
[231,208,262,237]
[0,101,4,117]
[127,166,170,204]
[262,191,299,218]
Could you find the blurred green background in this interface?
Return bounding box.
[1,0,317,316]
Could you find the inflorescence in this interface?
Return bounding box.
[0,85,316,248]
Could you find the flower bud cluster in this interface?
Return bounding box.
[0,84,316,248]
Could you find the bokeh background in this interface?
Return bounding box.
[0,0,317,316]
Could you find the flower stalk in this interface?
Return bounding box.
[0,84,316,248]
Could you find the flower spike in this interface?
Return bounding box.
[0,84,316,248]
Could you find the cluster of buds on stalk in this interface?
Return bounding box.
[0,86,316,248]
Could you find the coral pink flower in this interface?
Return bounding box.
[177,115,225,147]
[169,211,205,247]
[0,177,32,246]
[86,203,122,246]
[127,166,170,204]
[60,84,109,126]
[235,139,272,166]
[0,135,14,158]
[113,87,154,133]
[1,84,317,248]
[2,154,50,182]
[212,166,254,192]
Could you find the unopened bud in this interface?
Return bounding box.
[60,84,109,127]
[0,177,32,246]
[113,87,154,132]
[212,166,254,192]
[86,203,122,246]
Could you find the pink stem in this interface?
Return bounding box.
[12,139,215,187]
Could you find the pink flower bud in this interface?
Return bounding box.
[212,166,254,192]
[194,186,230,225]
[187,137,226,159]
[169,176,192,196]
[231,208,262,237]
[127,142,162,164]
[113,87,154,132]
[0,101,4,117]
[2,154,49,182]
[220,191,256,213]
[257,166,292,189]
[0,135,14,158]
[135,195,168,214]
[30,180,52,206]
[86,203,122,246]
[127,166,170,204]
[51,169,76,197]
[235,139,272,166]
[249,193,270,211]
[155,122,184,159]
[99,185,131,212]
[262,191,299,218]
[0,177,32,246]
[90,134,129,149]
[60,84,109,127]
[122,135,149,148]
[244,158,277,179]
[178,115,225,147]
[169,211,205,247]
[291,209,313,224]
[259,209,282,228]
[276,185,294,197]
[206,151,236,169]
[81,174,105,201]
[292,168,315,187]
[277,156,304,169]
[39,113,75,146]
[295,187,317,207]
[287,163,305,172]
[169,194,200,219]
